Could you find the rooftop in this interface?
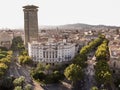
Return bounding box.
[23,5,38,9]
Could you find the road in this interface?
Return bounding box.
[42,84,70,90]
[7,56,32,84]
[83,56,96,90]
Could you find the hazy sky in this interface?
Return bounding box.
[0,0,120,29]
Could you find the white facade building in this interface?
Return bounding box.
[28,41,76,65]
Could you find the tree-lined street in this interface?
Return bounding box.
[7,52,32,84]
[84,56,96,90]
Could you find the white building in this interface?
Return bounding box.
[28,41,76,65]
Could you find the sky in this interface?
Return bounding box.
[0,0,120,29]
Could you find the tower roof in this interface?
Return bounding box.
[23,5,39,9]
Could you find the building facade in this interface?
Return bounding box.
[109,40,120,75]
[0,31,13,49]
[28,41,76,65]
[23,5,39,45]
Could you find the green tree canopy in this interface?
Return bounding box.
[11,36,24,51]
[64,64,82,84]
[24,84,32,90]
[14,86,22,90]
[13,76,25,87]
[0,63,8,71]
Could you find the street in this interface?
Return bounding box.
[83,55,96,90]
[6,52,44,90]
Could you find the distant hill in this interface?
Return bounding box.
[40,23,120,30]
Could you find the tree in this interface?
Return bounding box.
[95,60,112,85]
[91,86,98,90]
[24,84,32,90]
[1,77,14,89]
[13,76,25,88]
[0,71,4,78]
[64,64,82,88]
[31,70,45,81]
[18,55,31,65]
[73,54,87,68]
[11,36,24,51]
[18,55,24,64]
[0,46,8,51]
[0,58,10,65]
[0,54,6,59]
[7,51,13,55]
[53,70,63,83]
[14,86,22,90]
[21,50,28,56]
[0,63,8,71]
[22,56,31,64]
[45,64,51,74]
[95,39,109,61]
[95,70,111,85]
[36,63,45,71]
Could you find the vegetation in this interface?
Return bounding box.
[63,35,106,89]
[0,46,8,51]
[95,39,109,61]
[0,50,12,78]
[80,35,105,55]
[0,76,14,90]
[114,78,120,89]
[0,76,31,90]
[18,55,31,65]
[24,84,32,90]
[95,60,112,85]
[45,64,51,74]
[72,54,87,68]
[14,86,22,90]
[30,63,64,84]
[94,38,112,87]
[18,50,32,65]
[0,63,8,71]
[64,64,83,87]
[13,76,25,87]
[44,70,64,84]
[11,36,24,51]
[91,86,98,90]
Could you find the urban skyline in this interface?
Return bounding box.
[0,0,120,29]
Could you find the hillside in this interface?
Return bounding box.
[40,23,120,30]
